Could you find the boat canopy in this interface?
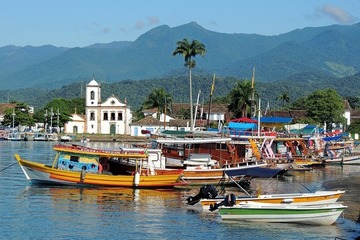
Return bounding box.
[259,117,292,124]
[229,117,258,123]
[323,134,343,142]
[224,167,283,178]
[228,122,257,130]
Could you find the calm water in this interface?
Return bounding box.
[1,141,360,240]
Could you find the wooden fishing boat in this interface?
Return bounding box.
[218,202,347,225]
[149,133,274,185]
[200,190,345,210]
[340,158,360,165]
[187,168,344,210]
[322,153,360,164]
[264,137,323,167]
[54,143,271,186]
[14,145,185,188]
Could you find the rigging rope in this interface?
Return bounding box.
[0,162,17,172]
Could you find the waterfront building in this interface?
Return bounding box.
[85,77,131,135]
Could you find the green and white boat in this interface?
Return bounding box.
[218,202,347,225]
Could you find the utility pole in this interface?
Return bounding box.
[44,109,48,132]
[57,108,60,133]
[50,107,53,133]
[12,109,15,129]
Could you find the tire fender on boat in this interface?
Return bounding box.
[134,172,140,186]
[101,162,110,172]
[98,164,103,173]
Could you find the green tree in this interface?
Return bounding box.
[228,80,253,118]
[132,107,145,122]
[2,101,34,128]
[276,92,290,107]
[143,88,172,120]
[304,88,345,127]
[344,96,360,109]
[173,38,206,131]
[177,107,190,120]
[290,96,307,110]
[347,120,360,134]
[33,98,85,131]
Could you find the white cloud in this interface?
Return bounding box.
[147,16,160,26]
[318,4,356,24]
[134,16,160,30]
[135,20,146,30]
[102,27,111,34]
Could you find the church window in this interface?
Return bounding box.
[90,91,95,100]
[118,112,123,121]
[110,112,116,121]
[103,112,108,121]
[90,112,95,121]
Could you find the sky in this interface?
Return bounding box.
[1,0,359,48]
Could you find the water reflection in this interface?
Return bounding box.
[2,141,360,239]
[21,186,184,207]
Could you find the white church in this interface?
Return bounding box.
[64,77,132,135]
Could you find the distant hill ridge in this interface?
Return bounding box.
[1,21,360,90]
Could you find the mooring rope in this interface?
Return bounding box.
[0,162,17,172]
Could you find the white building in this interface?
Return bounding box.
[85,77,132,134]
[64,113,85,134]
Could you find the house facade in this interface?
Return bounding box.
[64,113,86,134]
[85,78,132,134]
[129,103,231,136]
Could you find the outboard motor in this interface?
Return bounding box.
[223,193,236,206]
[187,185,218,205]
[209,193,236,212]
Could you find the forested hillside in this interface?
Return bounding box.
[2,72,360,111]
[1,22,360,90]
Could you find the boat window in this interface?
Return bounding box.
[216,143,227,150]
[70,156,79,162]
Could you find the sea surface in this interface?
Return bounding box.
[1,141,360,240]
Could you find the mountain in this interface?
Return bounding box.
[1,21,360,90]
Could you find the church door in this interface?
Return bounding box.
[110,124,116,135]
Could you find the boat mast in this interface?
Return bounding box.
[206,73,216,129]
[257,98,261,137]
[250,67,256,118]
[193,89,201,130]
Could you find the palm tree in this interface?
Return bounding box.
[143,88,172,119]
[277,92,290,107]
[228,80,253,118]
[173,38,206,131]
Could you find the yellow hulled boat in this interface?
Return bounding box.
[14,145,185,188]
